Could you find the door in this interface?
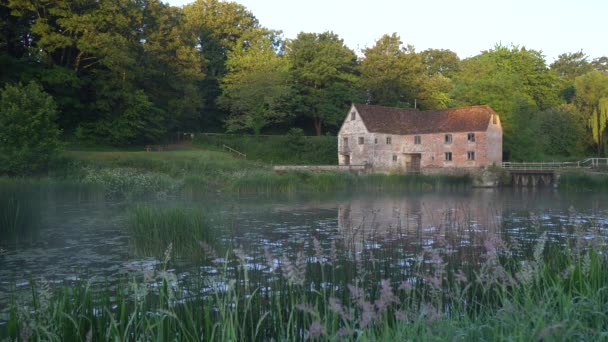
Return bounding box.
[406,154,421,173]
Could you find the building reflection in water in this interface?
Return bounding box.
[336,190,505,260]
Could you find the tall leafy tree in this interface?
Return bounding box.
[421,48,460,78]
[218,37,290,134]
[452,45,561,160]
[137,0,205,131]
[538,104,590,157]
[592,56,608,73]
[360,33,424,107]
[574,71,608,156]
[550,51,592,81]
[184,0,273,129]
[287,31,360,135]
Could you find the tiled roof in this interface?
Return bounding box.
[353,104,496,134]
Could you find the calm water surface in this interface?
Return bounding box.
[1,189,607,313]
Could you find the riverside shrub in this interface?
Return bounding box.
[0,82,61,175]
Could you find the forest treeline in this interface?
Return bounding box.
[1,0,608,161]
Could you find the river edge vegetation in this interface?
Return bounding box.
[2,205,608,340]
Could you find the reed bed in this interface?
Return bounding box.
[127,206,215,259]
[4,207,607,341]
[55,150,475,197]
[229,171,472,194]
[559,171,608,191]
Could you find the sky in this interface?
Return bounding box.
[165,0,606,63]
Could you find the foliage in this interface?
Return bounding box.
[421,48,461,78]
[218,37,290,134]
[452,45,562,160]
[128,206,214,258]
[286,31,361,135]
[550,51,593,81]
[360,33,425,108]
[574,71,608,156]
[3,0,204,140]
[538,105,590,157]
[0,188,40,246]
[183,0,272,129]
[0,82,62,175]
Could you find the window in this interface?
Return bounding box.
[445,134,452,144]
[393,155,398,162]
[386,136,392,144]
[351,111,356,120]
[414,135,421,144]
[374,138,378,144]
[468,151,475,160]
[492,114,497,125]
[445,152,452,161]
[467,133,475,142]
[358,137,364,145]
[343,137,348,145]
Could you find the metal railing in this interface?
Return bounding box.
[502,158,608,170]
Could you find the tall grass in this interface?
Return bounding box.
[61,150,473,196]
[5,208,607,340]
[127,206,215,259]
[229,171,472,193]
[559,170,608,191]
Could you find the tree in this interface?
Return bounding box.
[421,48,460,78]
[359,33,425,107]
[287,31,360,135]
[538,105,589,157]
[452,45,561,160]
[184,0,273,129]
[550,51,592,81]
[574,71,608,156]
[592,56,608,73]
[0,82,61,175]
[218,37,290,134]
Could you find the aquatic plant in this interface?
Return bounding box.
[127,206,215,259]
[79,166,182,199]
[4,208,608,341]
[559,170,608,191]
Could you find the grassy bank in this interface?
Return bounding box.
[3,231,607,340]
[194,132,337,165]
[54,149,472,198]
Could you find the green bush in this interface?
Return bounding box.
[0,82,62,175]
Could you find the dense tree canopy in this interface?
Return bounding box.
[286,31,360,135]
[360,33,424,108]
[1,0,607,160]
[218,37,290,134]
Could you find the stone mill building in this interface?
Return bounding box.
[337,104,503,173]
